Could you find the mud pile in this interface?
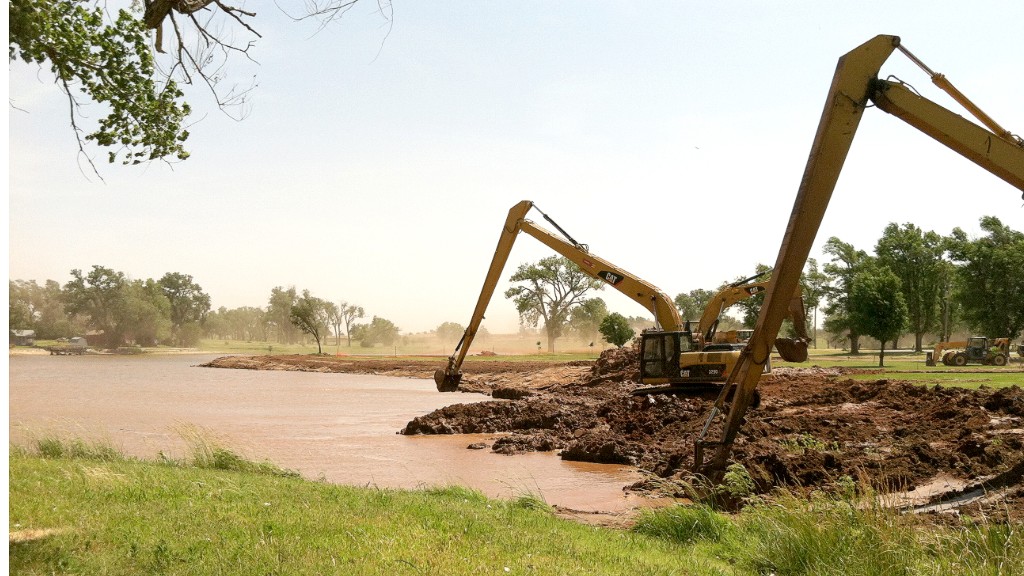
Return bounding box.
[205,351,1024,519]
[400,346,1024,520]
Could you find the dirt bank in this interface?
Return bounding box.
[204,351,1024,521]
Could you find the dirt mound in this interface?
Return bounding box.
[402,347,1024,520]
[206,350,1024,521]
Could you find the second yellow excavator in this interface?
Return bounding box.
[434,201,808,399]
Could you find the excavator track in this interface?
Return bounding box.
[631,383,761,409]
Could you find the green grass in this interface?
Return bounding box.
[11,440,1023,576]
[10,440,720,575]
[779,348,1024,389]
[633,491,1023,576]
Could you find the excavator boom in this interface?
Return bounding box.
[695,274,809,363]
[697,34,1024,480]
[436,200,683,391]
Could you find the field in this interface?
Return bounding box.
[204,345,1024,523]
[9,440,1021,575]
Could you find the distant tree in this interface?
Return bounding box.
[323,301,341,345]
[947,216,1024,341]
[8,278,78,336]
[935,260,962,343]
[266,287,299,344]
[353,316,400,347]
[62,265,129,347]
[337,302,365,347]
[822,237,870,353]
[9,280,36,330]
[674,288,715,323]
[848,264,908,367]
[800,259,829,348]
[206,306,267,341]
[290,290,330,354]
[875,223,945,352]
[120,279,171,346]
[625,315,655,333]
[732,264,773,328]
[158,272,211,346]
[599,312,634,347]
[567,298,608,342]
[9,279,78,338]
[435,321,465,344]
[504,256,603,353]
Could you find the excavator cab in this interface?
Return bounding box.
[639,330,745,388]
[639,330,692,381]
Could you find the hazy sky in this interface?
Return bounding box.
[8,1,1024,334]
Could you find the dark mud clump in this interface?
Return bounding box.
[399,346,1024,520]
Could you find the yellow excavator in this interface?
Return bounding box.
[434,201,808,398]
[692,269,808,351]
[695,34,1024,480]
[639,272,808,396]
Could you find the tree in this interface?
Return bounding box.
[822,237,870,352]
[599,313,634,347]
[674,288,715,322]
[947,216,1024,341]
[353,316,400,347]
[875,223,945,352]
[158,272,211,346]
[625,315,656,333]
[731,264,772,328]
[9,0,370,167]
[205,306,266,341]
[337,302,365,347]
[567,298,608,343]
[848,264,908,367]
[504,256,603,353]
[9,280,37,330]
[800,258,829,348]
[9,279,78,338]
[435,321,465,345]
[290,290,330,354]
[935,260,961,343]
[266,287,299,344]
[323,301,341,346]
[62,265,129,347]
[119,279,171,346]
[10,0,191,167]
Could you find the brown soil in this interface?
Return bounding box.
[204,350,1024,522]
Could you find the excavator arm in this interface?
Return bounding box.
[435,200,683,391]
[697,34,1024,480]
[696,273,809,363]
[696,272,770,345]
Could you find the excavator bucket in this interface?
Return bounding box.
[434,369,462,392]
[774,337,808,363]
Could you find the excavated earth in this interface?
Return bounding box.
[204,349,1024,522]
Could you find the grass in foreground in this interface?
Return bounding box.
[10,439,1023,575]
[9,438,716,575]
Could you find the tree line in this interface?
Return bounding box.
[11,216,1021,356]
[7,265,398,352]
[498,216,1024,357]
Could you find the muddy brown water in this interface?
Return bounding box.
[8,354,647,513]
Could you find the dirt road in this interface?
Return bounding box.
[205,349,1024,521]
